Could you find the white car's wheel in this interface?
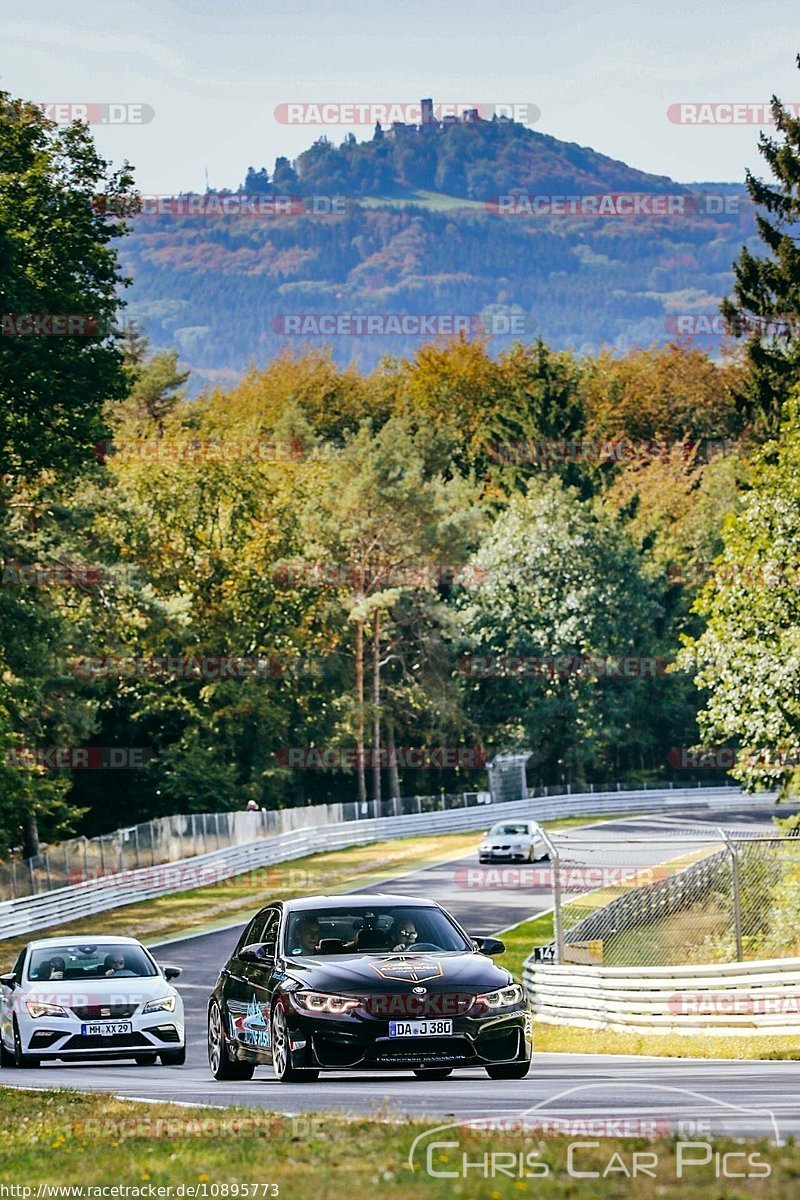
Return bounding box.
[12,1020,38,1068]
[0,1034,14,1068]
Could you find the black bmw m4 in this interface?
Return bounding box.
[207,893,531,1082]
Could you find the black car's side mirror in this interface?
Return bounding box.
[162,965,182,981]
[0,972,16,989]
[473,937,506,956]
[240,942,275,965]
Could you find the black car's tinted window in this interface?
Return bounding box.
[233,916,262,956]
[283,907,471,956]
[234,908,279,956]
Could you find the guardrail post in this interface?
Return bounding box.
[133,825,141,870]
[539,828,564,964]
[718,826,743,961]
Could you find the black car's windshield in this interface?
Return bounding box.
[27,943,157,981]
[283,907,472,956]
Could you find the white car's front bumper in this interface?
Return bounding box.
[17,1007,185,1059]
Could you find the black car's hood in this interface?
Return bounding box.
[280,951,512,994]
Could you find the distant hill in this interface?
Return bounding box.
[120,118,752,390]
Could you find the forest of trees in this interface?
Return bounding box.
[1,66,800,858]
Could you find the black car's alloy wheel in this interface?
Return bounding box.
[271,1005,319,1083]
[208,999,254,1080]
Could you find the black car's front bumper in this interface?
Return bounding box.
[281,1007,531,1071]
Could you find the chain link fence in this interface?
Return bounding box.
[534,816,800,966]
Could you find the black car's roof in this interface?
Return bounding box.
[282,894,441,912]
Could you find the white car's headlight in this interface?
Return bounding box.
[475,984,525,1010]
[143,994,177,1014]
[292,991,360,1015]
[26,1000,68,1018]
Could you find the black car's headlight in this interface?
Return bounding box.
[474,983,525,1011]
[291,991,361,1016]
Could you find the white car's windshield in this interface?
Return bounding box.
[489,823,532,836]
[27,944,157,981]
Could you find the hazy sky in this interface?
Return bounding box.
[3,0,797,193]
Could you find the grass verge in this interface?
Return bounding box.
[532,1021,800,1060]
[0,1087,791,1196]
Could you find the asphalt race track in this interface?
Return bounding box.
[4,804,800,1141]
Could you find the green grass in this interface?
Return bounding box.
[0,1087,793,1196]
[358,188,487,211]
[532,1021,800,1060]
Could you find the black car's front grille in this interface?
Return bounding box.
[64,1032,149,1050]
[370,1037,474,1064]
[71,1003,139,1020]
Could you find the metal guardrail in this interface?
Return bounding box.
[0,777,732,901]
[0,785,745,941]
[523,956,800,1035]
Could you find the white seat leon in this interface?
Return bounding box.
[0,936,185,1068]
